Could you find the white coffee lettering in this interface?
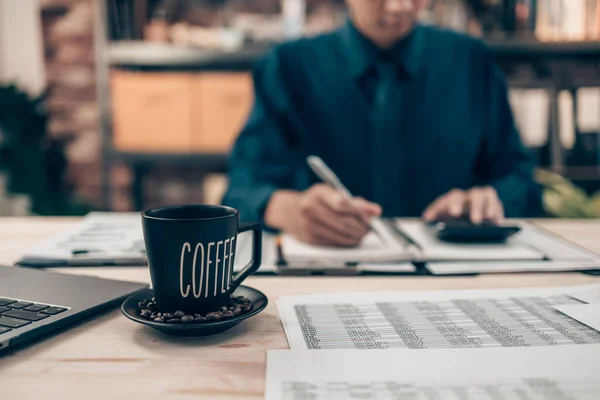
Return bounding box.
[180,243,191,298]
[205,242,215,298]
[192,243,204,298]
[221,239,230,293]
[214,241,223,296]
[227,236,235,289]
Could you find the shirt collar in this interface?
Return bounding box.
[339,18,424,80]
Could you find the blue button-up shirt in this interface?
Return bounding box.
[223,20,541,224]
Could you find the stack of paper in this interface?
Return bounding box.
[279,219,599,268]
[268,283,600,399]
[17,214,600,275]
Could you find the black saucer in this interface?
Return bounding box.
[121,286,268,337]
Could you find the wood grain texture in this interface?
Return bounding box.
[0,217,599,399]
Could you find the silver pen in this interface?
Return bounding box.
[306,155,397,246]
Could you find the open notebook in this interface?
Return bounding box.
[279,220,547,266]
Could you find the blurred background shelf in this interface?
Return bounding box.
[107,38,600,70]
[94,0,600,212]
[107,41,268,70]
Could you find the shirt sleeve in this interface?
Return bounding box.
[221,49,299,226]
[477,53,542,218]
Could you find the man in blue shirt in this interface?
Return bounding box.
[223,0,540,247]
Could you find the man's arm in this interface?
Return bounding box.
[222,50,298,225]
[478,55,542,218]
[222,48,381,245]
[423,44,542,223]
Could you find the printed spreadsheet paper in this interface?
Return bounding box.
[277,284,600,350]
[265,345,600,400]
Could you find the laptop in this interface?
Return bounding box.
[0,265,147,352]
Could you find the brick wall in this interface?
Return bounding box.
[40,0,110,209]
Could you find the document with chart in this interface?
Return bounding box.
[277,284,600,350]
[265,345,600,400]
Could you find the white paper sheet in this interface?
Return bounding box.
[19,212,147,265]
[281,231,413,264]
[265,345,600,400]
[277,285,600,350]
[554,304,600,332]
[513,224,600,261]
[356,262,415,273]
[426,260,600,275]
[564,283,600,304]
[397,220,545,261]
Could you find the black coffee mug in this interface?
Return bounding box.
[141,205,262,314]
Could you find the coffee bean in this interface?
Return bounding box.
[140,309,151,318]
[173,310,185,318]
[138,301,145,309]
[150,312,158,319]
[194,313,202,318]
[151,297,155,302]
[222,310,234,318]
[207,312,221,321]
[233,307,242,316]
[219,306,228,313]
[156,312,162,318]
[166,319,180,324]
[154,317,164,323]
[181,315,194,323]
[147,302,157,310]
[162,312,173,319]
[242,305,252,312]
[194,316,208,322]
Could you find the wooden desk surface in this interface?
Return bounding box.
[0,217,599,399]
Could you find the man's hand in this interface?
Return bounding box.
[264,184,382,247]
[422,186,504,224]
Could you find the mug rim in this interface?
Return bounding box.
[141,204,239,222]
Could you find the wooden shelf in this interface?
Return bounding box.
[487,37,600,59]
[112,150,228,170]
[107,41,268,70]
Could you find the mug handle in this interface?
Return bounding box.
[230,222,262,292]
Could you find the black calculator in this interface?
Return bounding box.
[426,219,521,243]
